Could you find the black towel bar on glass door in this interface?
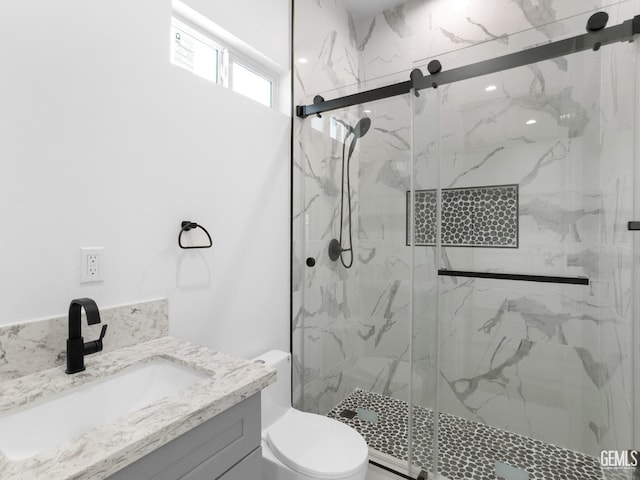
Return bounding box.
[178,221,213,249]
[438,270,589,285]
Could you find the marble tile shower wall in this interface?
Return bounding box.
[354,0,635,85]
[364,0,636,459]
[292,0,362,413]
[293,0,637,459]
[414,40,636,458]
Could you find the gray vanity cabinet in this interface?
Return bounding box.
[107,393,262,480]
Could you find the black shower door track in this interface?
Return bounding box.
[296,14,640,118]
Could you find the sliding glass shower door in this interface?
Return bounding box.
[410,4,638,479]
[292,90,435,476]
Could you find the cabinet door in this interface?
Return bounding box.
[107,393,260,480]
[215,447,262,480]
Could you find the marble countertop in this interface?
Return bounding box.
[0,336,275,480]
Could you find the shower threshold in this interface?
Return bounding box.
[328,389,616,480]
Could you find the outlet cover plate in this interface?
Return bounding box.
[80,247,104,284]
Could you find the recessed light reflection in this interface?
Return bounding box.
[451,0,470,12]
[526,119,537,125]
[298,58,308,64]
[485,85,497,92]
[364,109,372,114]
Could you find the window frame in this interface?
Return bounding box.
[170,14,277,109]
[171,15,224,85]
[228,52,277,109]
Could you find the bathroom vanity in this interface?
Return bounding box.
[0,337,275,480]
[106,394,262,480]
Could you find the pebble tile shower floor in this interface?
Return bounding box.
[327,389,616,480]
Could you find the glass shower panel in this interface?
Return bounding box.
[409,3,637,478]
[292,91,421,475]
[410,86,440,478]
[292,98,365,415]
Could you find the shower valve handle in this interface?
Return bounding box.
[328,239,342,262]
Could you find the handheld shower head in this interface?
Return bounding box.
[353,117,371,139]
[347,117,371,160]
[330,115,373,269]
[333,116,372,142]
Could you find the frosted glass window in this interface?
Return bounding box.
[231,62,273,108]
[170,19,218,83]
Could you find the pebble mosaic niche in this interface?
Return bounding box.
[406,184,519,248]
[327,389,626,480]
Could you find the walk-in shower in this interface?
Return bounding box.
[293,3,639,480]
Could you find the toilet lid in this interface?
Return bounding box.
[266,410,368,479]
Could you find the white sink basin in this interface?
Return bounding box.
[0,358,208,461]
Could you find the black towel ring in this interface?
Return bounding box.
[178,221,213,249]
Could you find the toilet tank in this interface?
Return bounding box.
[253,350,291,431]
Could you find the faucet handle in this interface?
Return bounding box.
[84,324,108,356]
[98,324,108,341]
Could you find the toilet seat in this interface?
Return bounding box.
[265,409,368,479]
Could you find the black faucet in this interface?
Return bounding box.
[66,298,108,374]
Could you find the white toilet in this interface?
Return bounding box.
[254,350,369,480]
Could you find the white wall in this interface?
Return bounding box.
[0,0,291,359]
[183,0,290,70]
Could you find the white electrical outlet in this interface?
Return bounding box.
[80,247,104,283]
